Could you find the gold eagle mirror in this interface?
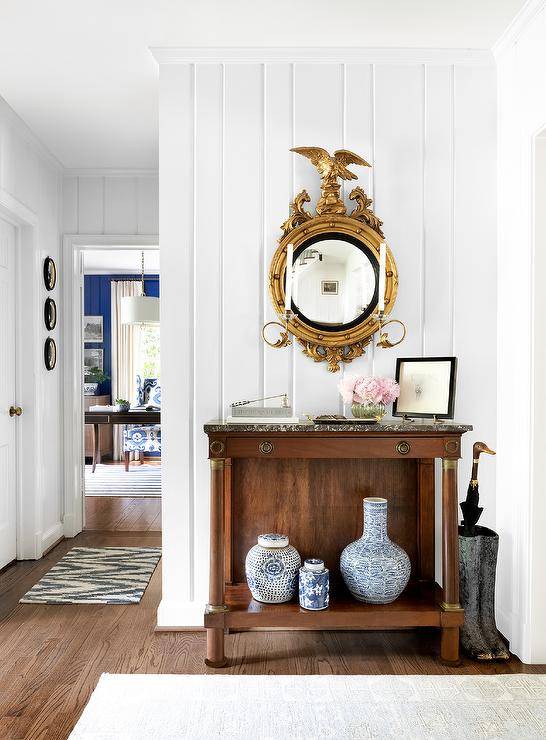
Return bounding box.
[263,147,406,372]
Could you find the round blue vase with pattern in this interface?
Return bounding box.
[245,534,301,603]
[340,497,410,604]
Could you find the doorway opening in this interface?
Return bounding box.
[82,248,161,533]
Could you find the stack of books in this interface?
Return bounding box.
[226,405,299,424]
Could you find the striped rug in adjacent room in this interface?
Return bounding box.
[85,464,161,497]
[20,547,162,604]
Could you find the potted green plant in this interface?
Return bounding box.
[115,398,131,412]
[84,367,109,396]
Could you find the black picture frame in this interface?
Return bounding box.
[43,257,57,291]
[44,337,57,371]
[44,298,57,331]
[392,356,457,419]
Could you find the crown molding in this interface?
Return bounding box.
[63,168,158,179]
[150,46,494,66]
[493,0,546,58]
[0,96,64,174]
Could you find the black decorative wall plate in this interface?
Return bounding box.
[43,257,57,291]
[44,337,57,370]
[44,298,57,330]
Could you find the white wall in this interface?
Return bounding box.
[63,173,158,235]
[156,49,497,628]
[495,0,546,662]
[0,96,64,555]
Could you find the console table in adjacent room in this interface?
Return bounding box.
[203,419,472,668]
[85,409,161,472]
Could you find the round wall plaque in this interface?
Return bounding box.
[44,298,57,330]
[44,337,57,370]
[43,257,57,291]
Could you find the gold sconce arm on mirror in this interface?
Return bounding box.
[262,147,407,372]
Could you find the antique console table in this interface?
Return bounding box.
[204,419,471,668]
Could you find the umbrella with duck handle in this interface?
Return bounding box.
[459,441,509,660]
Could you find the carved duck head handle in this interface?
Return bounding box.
[473,441,496,459]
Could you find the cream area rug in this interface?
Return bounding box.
[69,673,546,739]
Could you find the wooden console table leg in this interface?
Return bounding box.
[205,457,228,668]
[440,457,462,664]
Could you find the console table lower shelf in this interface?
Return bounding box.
[205,584,463,655]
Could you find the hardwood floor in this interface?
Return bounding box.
[0,515,544,738]
[85,496,161,531]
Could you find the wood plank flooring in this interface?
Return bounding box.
[0,505,544,739]
[85,496,161,531]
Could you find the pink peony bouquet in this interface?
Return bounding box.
[338,374,400,406]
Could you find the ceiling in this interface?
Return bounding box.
[0,0,525,170]
[84,249,160,274]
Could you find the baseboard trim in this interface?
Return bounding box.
[156,598,205,629]
[41,522,64,555]
[154,626,205,632]
[42,535,65,557]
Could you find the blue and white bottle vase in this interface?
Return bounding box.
[245,533,301,603]
[299,558,329,611]
[340,497,411,604]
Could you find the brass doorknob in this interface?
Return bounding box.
[9,406,22,417]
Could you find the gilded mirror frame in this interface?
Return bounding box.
[264,147,398,372]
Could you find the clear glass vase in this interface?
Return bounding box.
[351,401,386,421]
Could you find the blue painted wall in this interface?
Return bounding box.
[84,274,160,397]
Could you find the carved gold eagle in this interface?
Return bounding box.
[291,147,370,181]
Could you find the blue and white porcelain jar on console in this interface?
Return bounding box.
[340,497,411,604]
[245,534,301,603]
[299,559,329,610]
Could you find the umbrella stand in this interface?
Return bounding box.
[458,443,509,660]
[459,525,508,660]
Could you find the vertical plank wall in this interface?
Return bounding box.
[158,58,497,626]
[62,174,159,235]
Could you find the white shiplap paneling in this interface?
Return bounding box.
[157,53,497,628]
[62,174,159,235]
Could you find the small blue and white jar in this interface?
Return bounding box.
[245,534,301,603]
[340,497,411,604]
[299,559,329,611]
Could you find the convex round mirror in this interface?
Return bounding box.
[290,234,378,331]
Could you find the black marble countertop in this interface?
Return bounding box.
[204,418,473,434]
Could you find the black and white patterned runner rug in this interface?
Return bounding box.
[85,464,161,497]
[20,547,162,605]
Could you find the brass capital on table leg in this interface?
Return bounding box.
[440,601,463,612]
[210,458,225,469]
[442,458,458,470]
[205,603,229,615]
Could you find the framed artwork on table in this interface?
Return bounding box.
[392,357,457,419]
[83,316,103,342]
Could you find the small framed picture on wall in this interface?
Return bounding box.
[84,348,104,375]
[321,280,339,295]
[83,315,103,343]
[392,357,457,419]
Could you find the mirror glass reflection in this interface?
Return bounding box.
[291,238,377,328]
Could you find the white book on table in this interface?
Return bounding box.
[225,416,300,424]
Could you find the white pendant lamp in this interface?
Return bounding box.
[120,251,160,325]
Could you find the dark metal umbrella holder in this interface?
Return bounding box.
[459,525,509,660]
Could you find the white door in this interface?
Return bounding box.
[0,217,17,569]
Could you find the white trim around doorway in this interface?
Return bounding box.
[62,234,159,538]
[0,188,44,560]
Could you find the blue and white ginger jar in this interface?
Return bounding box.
[299,559,329,611]
[245,533,301,603]
[340,497,411,604]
